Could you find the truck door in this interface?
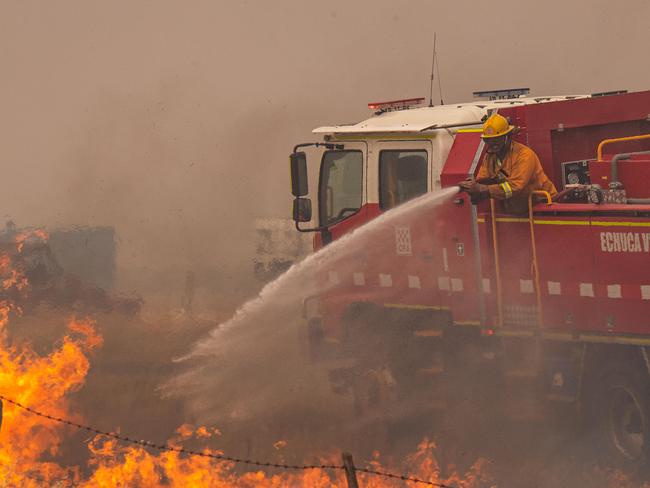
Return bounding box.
[371,140,439,308]
[439,132,489,326]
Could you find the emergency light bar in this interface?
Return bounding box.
[591,89,628,97]
[367,97,425,112]
[473,88,530,100]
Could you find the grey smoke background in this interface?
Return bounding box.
[0,0,649,292]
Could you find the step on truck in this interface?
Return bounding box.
[288,89,650,465]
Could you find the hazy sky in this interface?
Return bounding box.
[1,0,648,272]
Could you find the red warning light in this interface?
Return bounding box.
[367,97,425,111]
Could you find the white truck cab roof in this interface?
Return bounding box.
[313,95,588,135]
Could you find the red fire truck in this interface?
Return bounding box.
[288,89,650,465]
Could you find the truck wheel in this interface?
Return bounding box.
[594,368,650,466]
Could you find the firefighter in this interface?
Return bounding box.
[459,113,557,214]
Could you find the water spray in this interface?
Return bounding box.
[166,186,462,424]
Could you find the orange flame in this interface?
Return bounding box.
[0,253,29,294]
[15,229,49,254]
[601,467,650,488]
[0,316,100,486]
[76,430,491,487]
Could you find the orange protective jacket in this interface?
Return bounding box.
[477,141,557,214]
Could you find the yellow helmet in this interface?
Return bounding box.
[481,113,515,139]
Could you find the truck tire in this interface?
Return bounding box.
[592,366,650,467]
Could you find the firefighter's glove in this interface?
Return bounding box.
[458,179,489,204]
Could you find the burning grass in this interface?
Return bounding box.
[0,313,491,486]
[0,316,99,485]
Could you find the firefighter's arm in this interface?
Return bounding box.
[458,160,490,203]
[458,179,489,203]
[486,151,535,200]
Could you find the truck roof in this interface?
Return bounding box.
[313,95,589,135]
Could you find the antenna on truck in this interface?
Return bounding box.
[428,33,445,107]
[428,34,436,107]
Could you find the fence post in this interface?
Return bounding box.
[342,452,360,488]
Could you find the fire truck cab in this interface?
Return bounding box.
[289,89,650,465]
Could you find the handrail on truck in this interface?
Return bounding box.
[490,191,552,330]
[596,133,650,161]
[528,191,553,329]
[489,199,504,328]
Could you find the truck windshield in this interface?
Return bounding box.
[319,150,363,226]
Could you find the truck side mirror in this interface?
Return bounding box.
[293,197,312,223]
[290,152,308,197]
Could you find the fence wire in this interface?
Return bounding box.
[0,394,455,487]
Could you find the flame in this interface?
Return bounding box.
[0,233,32,324]
[15,229,49,254]
[81,434,491,488]
[0,300,18,328]
[0,238,30,332]
[602,468,650,488]
[0,253,29,294]
[0,316,100,486]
